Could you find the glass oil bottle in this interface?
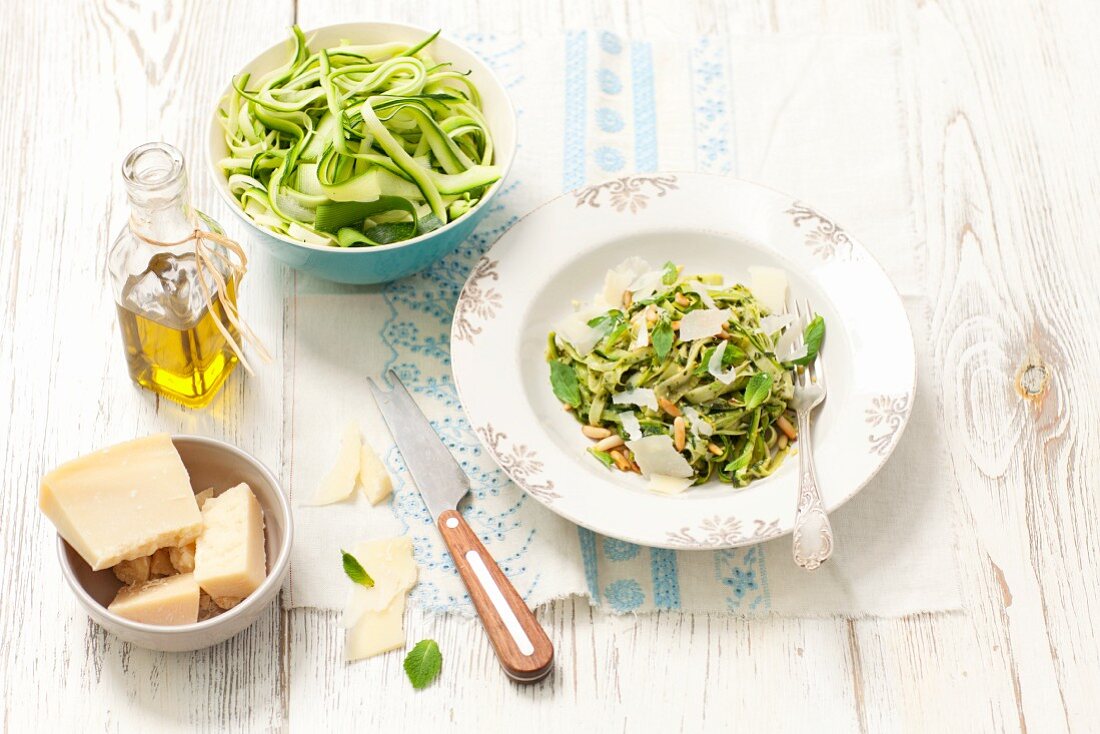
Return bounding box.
[107,143,239,408]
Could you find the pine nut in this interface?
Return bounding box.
[674,292,690,308]
[645,305,658,325]
[776,415,797,440]
[622,289,633,308]
[564,404,574,412]
[609,449,631,471]
[707,442,723,456]
[582,425,612,440]
[777,433,789,450]
[673,417,686,451]
[671,320,681,330]
[630,461,642,473]
[595,434,625,452]
[658,397,681,417]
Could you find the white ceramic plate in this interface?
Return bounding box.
[451,173,915,549]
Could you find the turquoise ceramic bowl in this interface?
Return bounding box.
[206,22,516,284]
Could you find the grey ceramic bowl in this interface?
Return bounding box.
[57,435,292,652]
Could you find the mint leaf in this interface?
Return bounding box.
[652,319,674,360]
[341,550,374,588]
[743,373,773,410]
[549,361,582,407]
[589,448,614,468]
[404,639,443,689]
[791,315,825,366]
[661,261,678,285]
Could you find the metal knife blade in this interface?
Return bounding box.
[368,370,470,521]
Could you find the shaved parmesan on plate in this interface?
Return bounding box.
[630,310,649,350]
[681,406,713,437]
[619,412,643,440]
[759,313,796,334]
[678,308,731,341]
[555,311,605,355]
[684,281,717,309]
[748,266,788,314]
[310,422,361,505]
[774,324,805,361]
[628,268,665,301]
[626,435,694,478]
[601,257,652,306]
[707,340,739,385]
[647,475,696,495]
[613,387,658,412]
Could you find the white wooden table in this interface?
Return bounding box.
[4,1,1098,730]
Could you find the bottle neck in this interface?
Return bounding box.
[122,143,196,244]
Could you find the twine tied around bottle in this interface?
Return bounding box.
[129,220,272,374]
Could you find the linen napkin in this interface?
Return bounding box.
[282,31,961,616]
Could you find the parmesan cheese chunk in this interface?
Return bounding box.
[630,310,649,350]
[343,536,419,661]
[748,266,789,314]
[108,573,200,626]
[39,434,203,571]
[619,412,643,441]
[626,435,694,478]
[600,257,652,306]
[358,440,393,505]
[194,483,267,607]
[678,308,731,341]
[311,422,361,505]
[707,341,739,385]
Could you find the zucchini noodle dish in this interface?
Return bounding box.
[547,258,825,495]
[217,26,499,248]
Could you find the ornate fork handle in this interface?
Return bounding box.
[792,409,834,570]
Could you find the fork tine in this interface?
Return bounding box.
[792,300,807,387]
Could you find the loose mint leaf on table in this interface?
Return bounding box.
[652,319,674,360]
[404,639,443,689]
[791,315,825,366]
[341,550,374,588]
[550,361,582,407]
[743,373,773,411]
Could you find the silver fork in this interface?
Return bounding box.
[789,299,834,570]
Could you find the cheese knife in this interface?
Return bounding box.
[368,371,554,683]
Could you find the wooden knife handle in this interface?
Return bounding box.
[437,509,554,682]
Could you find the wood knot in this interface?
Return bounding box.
[1014,347,1050,405]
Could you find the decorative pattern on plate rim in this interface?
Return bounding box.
[787,201,854,261]
[574,174,679,213]
[665,515,782,549]
[476,424,560,502]
[866,394,911,455]
[453,257,502,344]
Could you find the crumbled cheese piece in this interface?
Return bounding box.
[359,440,393,505]
[748,266,789,314]
[311,422,361,505]
[112,556,152,586]
[612,387,658,412]
[626,435,694,478]
[684,281,717,309]
[555,311,606,355]
[149,547,175,578]
[678,308,731,341]
[195,488,215,509]
[775,325,804,361]
[170,543,197,574]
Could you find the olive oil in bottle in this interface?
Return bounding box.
[107,143,241,408]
